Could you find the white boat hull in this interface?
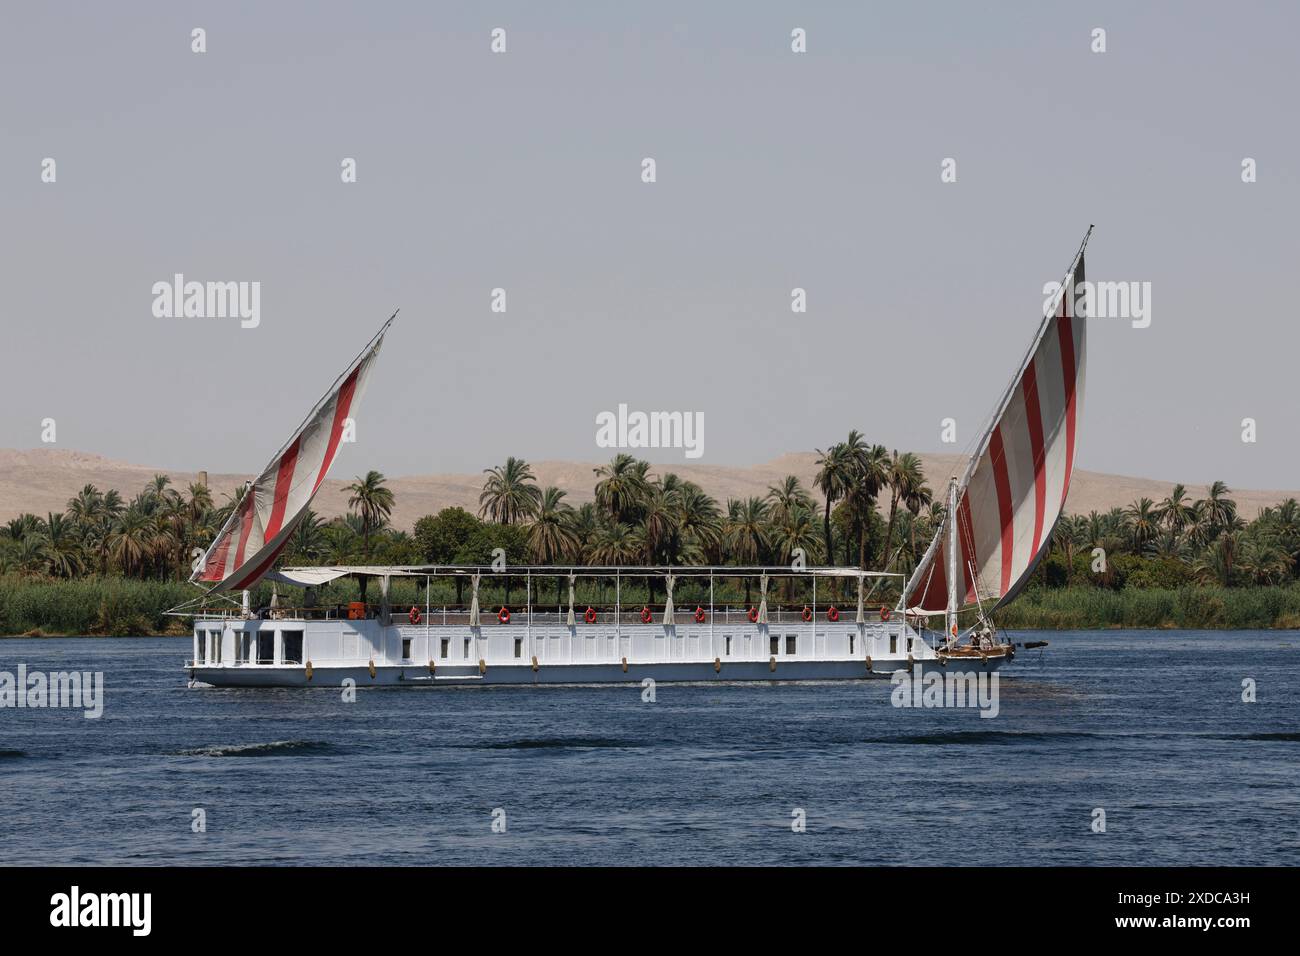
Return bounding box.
[185,616,1009,688]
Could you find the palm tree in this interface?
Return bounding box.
[1238,537,1293,585]
[1193,531,1239,587]
[16,535,50,576]
[674,483,723,562]
[323,521,358,564]
[1266,498,1300,575]
[479,457,541,525]
[590,522,640,566]
[345,470,395,558]
[148,513,178,580]
[814,443,852,567]
[771,504,821,598]
[145,473,171,505]
[108,507,153,576]
[725,497,770,604]
[880,450,923,570]
[1156,483,1196,536]
[726,498,770,565]
[97,491,124,572]
[528,486,579,604]
[593,454,649,524]
[1125,497,1160,554]
[5,513,41,543]
[187,481,213,525]
[65,484,105,531]
[637,483,681,567]
[159,489,191,578]
[288,509,326,562]
[838,444,887,569]
[570,502,601,562]
[41,512,84,578]
[1149,528,1190,560]
[65,487,114,573]
[527,487,579,565]
[765,476,814,524]
[1195,481,1238,543]
[1050,514,1084,568]
[903,475,934,563]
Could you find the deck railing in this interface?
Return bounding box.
[196,604,895,626]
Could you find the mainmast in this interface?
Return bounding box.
[945,477,958,644]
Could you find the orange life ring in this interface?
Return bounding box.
[409,606,422,625]
[827,606,840,622]
[880,605,891,622]
[694,606,706,623]
[498,606,511,624]
[747,606,759,623]
[640,606,652,624]
[951,622,959,638]
[584,606,597,624]
[801,606,812,622]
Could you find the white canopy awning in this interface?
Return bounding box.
[269,566,428,587]
[905,606,945,618]
[267,564,904,588]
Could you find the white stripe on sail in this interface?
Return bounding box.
[1002,386,1039,591]
[1036,328,1069,515]
[965,455,1001,601]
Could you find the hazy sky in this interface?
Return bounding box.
[2,2,1297,491]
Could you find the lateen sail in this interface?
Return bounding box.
[905,231,1090,614]
[191,316,393,593]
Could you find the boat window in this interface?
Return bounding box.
[282,630,303,665]
[906,637,914,653]
[785,635,797,655]
[769,635,780,656]
[513,638,522,659]
[210,630,221,664]
[724,635,732,656]
[241,632,252,663]
[401,638,412,660]
[257,631,275,664]
[889,633,897,655]
[463,638,471,659]
[849,634,855,654]
[196,630,206,663]
[440,638,449,659]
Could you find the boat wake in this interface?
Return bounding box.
[175,740,336,757]
[862,729,1300,746]
[476,736,641,751]
[862,730,1105,746]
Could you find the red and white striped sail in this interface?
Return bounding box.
[191,318,392,593]
[905,236,1089,613]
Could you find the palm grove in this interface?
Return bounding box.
[3,435,1300,631]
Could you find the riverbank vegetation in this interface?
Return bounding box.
[2,441,1298,634]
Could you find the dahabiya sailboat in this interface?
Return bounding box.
[177,229,1091,686]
